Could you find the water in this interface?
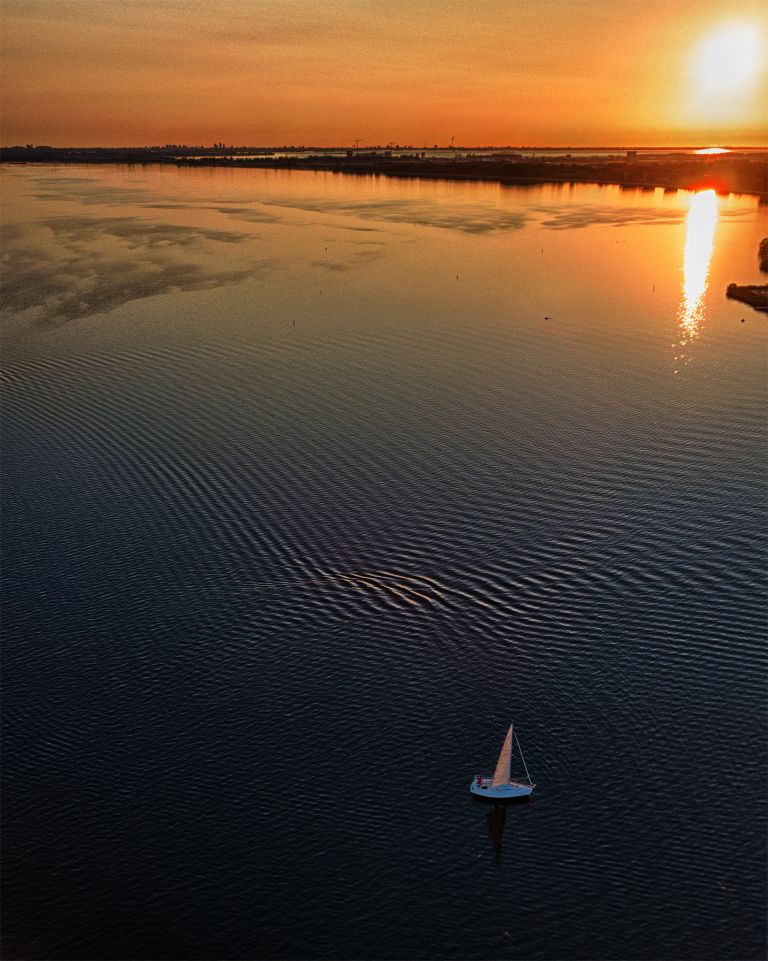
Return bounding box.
[2,164,766,960]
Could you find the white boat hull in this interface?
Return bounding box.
[469,779,534,799]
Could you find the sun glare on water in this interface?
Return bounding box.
[676,190,719,371]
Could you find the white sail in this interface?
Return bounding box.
[491,724,513,788]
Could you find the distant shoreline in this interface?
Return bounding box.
[2,147,766,200]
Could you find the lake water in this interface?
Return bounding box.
[2,164,766,960]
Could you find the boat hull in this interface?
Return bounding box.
[469,780,534,800]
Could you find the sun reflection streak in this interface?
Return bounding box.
[675,190,718,371]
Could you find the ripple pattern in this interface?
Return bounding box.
[2,167,767,961]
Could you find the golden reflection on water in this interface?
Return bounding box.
[675,189,718,371]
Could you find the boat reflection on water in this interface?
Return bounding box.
[486,805,507,864]
[675,189,718,371]
[472,795,532,864]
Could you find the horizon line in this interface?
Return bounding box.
[4,143,768,151]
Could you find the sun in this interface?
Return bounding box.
[690,24,763,95]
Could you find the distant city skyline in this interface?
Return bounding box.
[2,0,767,147]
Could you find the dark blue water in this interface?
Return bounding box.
[2,165,766,960]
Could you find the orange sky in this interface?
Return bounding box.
[2,0,767,147]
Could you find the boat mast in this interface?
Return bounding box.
[514,731,533,784]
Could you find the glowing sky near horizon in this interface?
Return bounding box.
[1,0,766,146]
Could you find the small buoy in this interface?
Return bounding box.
[544,315,551,320]
[741,318,745,322]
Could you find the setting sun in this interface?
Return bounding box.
[690,23,763,94]
[682,19,767,130]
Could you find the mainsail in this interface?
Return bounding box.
[491,724,513,787]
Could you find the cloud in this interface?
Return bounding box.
[31,176,152,206]
[311,244,385,272]
[530,203,688,229]
[0,215,259,326]
[43,215,248,247]
[260,197,528,234]
[212,206,284,223]
[530,199,759,230]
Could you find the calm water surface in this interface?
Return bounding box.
[2,165,766,960]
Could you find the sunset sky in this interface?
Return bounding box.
[2,0,767,147]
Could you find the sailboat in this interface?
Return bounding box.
[469,724,535,799]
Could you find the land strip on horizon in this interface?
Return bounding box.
[2,146,767,199]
